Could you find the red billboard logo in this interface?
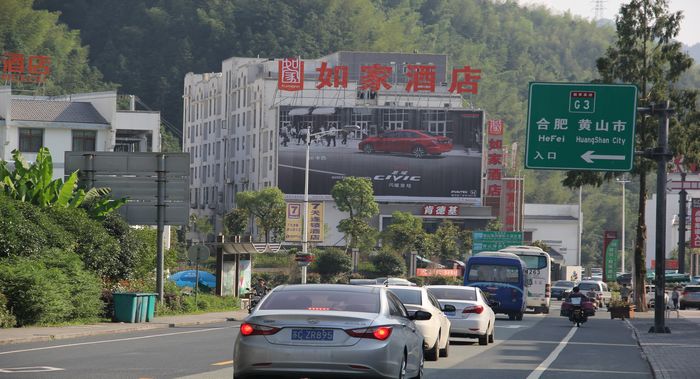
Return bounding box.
[692,198,700,248]
[278,58,304,91]
[1,52,51,84]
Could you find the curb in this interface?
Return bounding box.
[625,319,660,379]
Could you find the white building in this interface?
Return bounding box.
[524,203,582,266]
[184,52,491,243]
[0,87,161,177]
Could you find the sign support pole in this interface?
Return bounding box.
[156,154,166,303]
[679,172,687,274]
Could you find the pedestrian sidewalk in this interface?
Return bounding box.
[626,310,700,379]
[0,309,249,346]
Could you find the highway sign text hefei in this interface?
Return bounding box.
[525,82,637,171]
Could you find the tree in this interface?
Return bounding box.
[331,177,379,250]
[223,208,249,238]
[312,248,352,283]
[434,220,461,261]
[563,0,696,311]
[236,187,286,242]
[371,249,406,277]
[188,214,213,242]
[384,211,424,255]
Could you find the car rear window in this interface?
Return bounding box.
[578,283,599,291]
[685,286,700,293]
[428,287,476,301]
[259,290,380,313]
[388,288,423,305]
[554,281,575,287]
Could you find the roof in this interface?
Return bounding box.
[11,99,108,124]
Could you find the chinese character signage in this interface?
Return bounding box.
[1,52,51,84]
[276,58,481,95]
[485,120,504,199]
[422,204,460,216]
[692,199,700,248]
[284,202,324,242]
[603,230,619,282]
[500,177,523,231]
[472,231,523,254]
[278,106,484,200]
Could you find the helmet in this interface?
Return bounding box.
[572,286,580,293]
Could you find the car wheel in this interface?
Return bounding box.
[399,353,407,379]
[363,143,375,154]
[516,312,523,321]
[439,334,449,357]
[508,313,516,321]
[488,326,495,343]
[478,333,488,345]
[425,339,439,361]
[680,304,686,310]
[412,145,426,158]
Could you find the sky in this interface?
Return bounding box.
[518,0,699,46]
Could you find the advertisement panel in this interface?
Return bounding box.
[284,202,324,242]
[603,230,619,282]
[692,199,700,248]
[277,106,484,200]
[472,231,523,254]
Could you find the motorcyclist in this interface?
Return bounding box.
[251,278,270,297]
[566,286,589,302]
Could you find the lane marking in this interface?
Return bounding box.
[526,326,577,379]
[0,366,64,373]
[212,360,233,366]
[508,339,635,347]
[546,368,650,375]
[0,326,237,356]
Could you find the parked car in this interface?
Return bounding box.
[234,284,429,379]
[680,285,700,309]
[383,285,452,361]
[645,285,669,308]
[358,129,453,158]
[551,280,577,300]
[426,285,496,346]
[616,273,632,286]
[577,280,611,307]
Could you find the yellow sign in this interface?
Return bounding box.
[285,202,324,242]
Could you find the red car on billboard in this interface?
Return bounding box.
[358,129,453,158]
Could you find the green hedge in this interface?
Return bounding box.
[0,292,16,328]
[0,248,103,326]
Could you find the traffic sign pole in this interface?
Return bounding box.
[525,82,637,171]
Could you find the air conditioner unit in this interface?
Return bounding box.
[444,103,451,108]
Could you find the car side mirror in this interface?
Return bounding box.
[409,310,432,321]
[442,304,456,313]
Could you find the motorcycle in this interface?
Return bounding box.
[248,293,262,314]
[560,296,596,327]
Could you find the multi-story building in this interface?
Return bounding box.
[0,87,160,178]
[184,51,492,245]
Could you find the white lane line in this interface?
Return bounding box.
[526,326,577,379]
[0,326,236,356]
[0,366,64,373]
[546,368,650,375]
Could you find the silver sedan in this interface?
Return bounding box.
[234,284,430,379]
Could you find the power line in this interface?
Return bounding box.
[131,95,183,139]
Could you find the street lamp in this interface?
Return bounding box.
[301,124,360,284]
[617,176,630,273]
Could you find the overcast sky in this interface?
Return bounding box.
[518,0,699,46]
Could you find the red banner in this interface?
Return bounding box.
[416,268,461,277]
[692,199,700,248]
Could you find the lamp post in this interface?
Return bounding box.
[301,125,360,284]
[617,176,630,273]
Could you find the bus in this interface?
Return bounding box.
[499,246,552,314]
[464,251,527,321]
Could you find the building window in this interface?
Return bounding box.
[19,128,43,152]
[72,130,97,151]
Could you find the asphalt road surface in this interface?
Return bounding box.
[0,301,652,378]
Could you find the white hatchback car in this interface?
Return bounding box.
[384,285,452,361]
[427,285,496,345]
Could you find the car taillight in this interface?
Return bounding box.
[462,305,484,314]
[545,284,551,298]
[683,291,689,296]
[240,323,280,336]
[345,326,393,340]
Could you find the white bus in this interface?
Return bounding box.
[499,246,552,314]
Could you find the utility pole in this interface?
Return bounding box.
[678,172,687,274]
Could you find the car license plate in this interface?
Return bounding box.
[445,311,456,317]
[291,329,334,341]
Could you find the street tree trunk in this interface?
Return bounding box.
[634,170,648,312]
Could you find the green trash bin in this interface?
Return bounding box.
[143,293,158,322]
[135,294,148,323]
[113,293,139,323]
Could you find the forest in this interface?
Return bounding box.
[4,0,700,265]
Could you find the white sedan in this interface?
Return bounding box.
[426,285,496,345]
[384,285,452,361]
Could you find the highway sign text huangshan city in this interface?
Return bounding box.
[525,82,637,171]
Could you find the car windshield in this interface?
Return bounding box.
[468,264,521,283]
[428,287,476,301]
[388,288,422,305]
[259,290,380,313]
[578,282,599,291]
[554,281,575,287]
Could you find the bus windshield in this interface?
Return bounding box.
[468,264,520,283]
[518,255,548,270]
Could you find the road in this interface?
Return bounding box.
[0,301,652,378]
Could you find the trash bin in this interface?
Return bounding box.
[113,293,154,323]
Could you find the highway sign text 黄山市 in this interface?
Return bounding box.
[525,82,637,171]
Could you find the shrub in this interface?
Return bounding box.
[0,249,102,325]
[254,252,292,268]
[311,248,352,283]
[0,197,71,259]
[371,250,406,277]
[407,276,425,286]
[0,292,16,328]
[422,276,461,285]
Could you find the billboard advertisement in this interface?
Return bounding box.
[277,106,484,200]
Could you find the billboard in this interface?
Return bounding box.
[277,106,484,201]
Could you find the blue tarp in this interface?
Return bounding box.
[169,270,217,288]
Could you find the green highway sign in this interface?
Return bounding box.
[525,82,637,171]
[472,231,523,254]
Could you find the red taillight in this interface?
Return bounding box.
[462,305,484,314]
[683,291,689,296]
[346,326,393,340]
[239,323,280,336]
[307,307,331,311]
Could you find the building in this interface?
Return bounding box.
[524,203,582,266]
[183,52,492,245]
[0,87,161,177]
